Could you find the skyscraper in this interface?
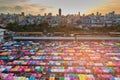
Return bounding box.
[78,12,80,16]
[59,8,62,16]
[21,12,25,16]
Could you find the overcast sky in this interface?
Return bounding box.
[0,0,120,15]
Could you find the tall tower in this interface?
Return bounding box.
[59,8,62,16]
[78,12,80,16]
[21,12,25,16]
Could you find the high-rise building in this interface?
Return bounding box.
[59,8,62,16]
[48,13,52,16]
[44,13,47,16]
[78,12,80,16]
[21,12,25,16]
[96,12,99,16]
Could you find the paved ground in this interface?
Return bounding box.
[13,36,120,40]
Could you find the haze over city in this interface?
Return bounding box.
[0,0,120,15]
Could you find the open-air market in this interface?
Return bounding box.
[0,40,120,80]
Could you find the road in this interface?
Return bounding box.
[13,36,120,40]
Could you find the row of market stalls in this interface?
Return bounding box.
[0,41,120,80]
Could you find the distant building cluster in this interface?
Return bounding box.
[60,11,120,28]
[0,9,120,28]
[80,11,120,28]
[0,8,62,27]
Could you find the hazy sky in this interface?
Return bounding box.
[0,0,120,15]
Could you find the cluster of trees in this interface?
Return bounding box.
[89,26,120,32]
[5,21,49,32]
[4,22,86,34]
[2,22,120,33]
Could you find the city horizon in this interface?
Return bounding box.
[0,0,120,15]
[0,10,119,16]
[0,0,120,29]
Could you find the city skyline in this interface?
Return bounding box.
[0,0,120,15]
